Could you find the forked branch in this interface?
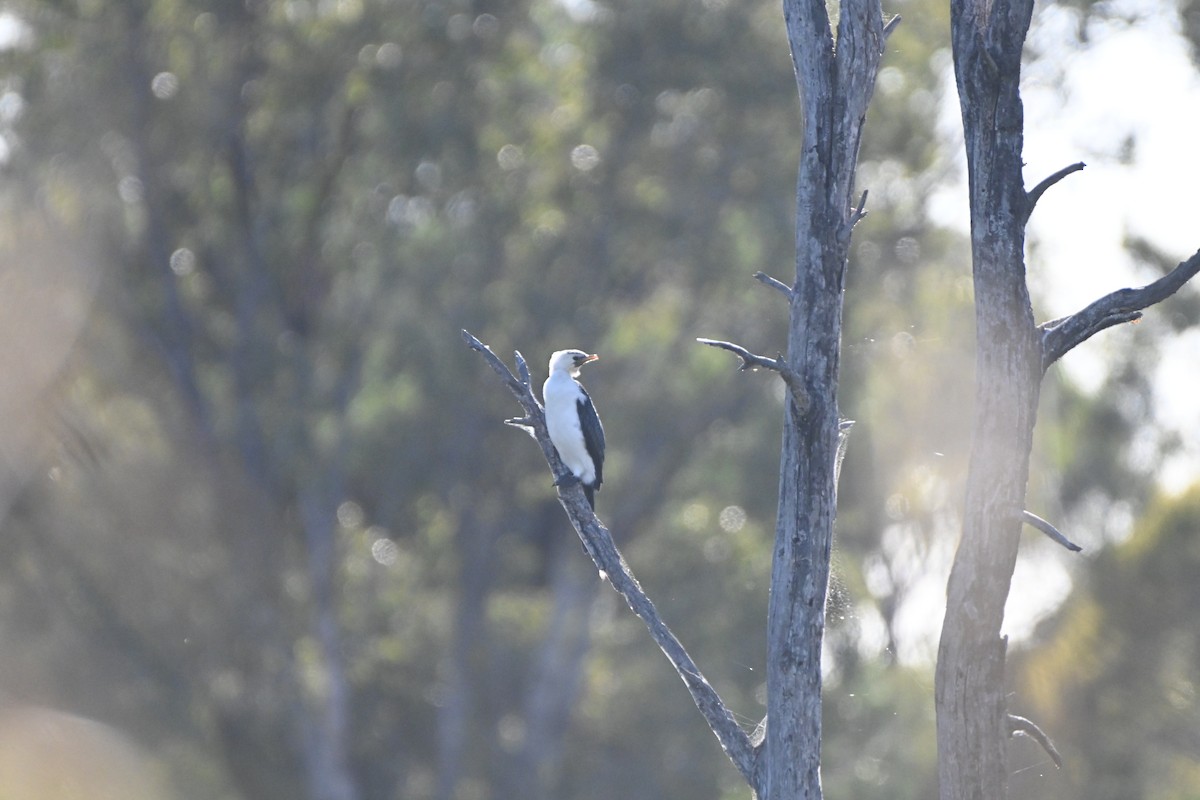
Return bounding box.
[1041,249,1200,369]
[695,337,787,373]
[462,330,763,794]
[696,337,811,413]
[840,190,870,243]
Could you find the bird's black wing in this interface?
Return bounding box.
[576,388,605,489]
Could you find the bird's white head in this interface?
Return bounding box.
[548,349,599,378]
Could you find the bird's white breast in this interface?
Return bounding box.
[543,373,596,484]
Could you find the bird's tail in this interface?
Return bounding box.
[583,485,596,510]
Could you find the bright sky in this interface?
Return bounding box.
[1021,2,1200,496]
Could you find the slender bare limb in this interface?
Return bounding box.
[1041,249,1200,369]
[1007,714,1064,769]
[503,417,537,437]
[695,337,786,373]
[697,337,813,415]
[1024,161,1085,220]
[463,330,763,794]
[883,13,902,39]
[753,271,795,300]
[1020,510,1081,553]
[464,332,533,394]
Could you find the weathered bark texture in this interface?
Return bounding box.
[935,2,1200,799]
[769,1,889,798]
[935,3,1040,800]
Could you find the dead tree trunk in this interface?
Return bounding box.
[935,1,1200,798]
[765,2,891,797]
[934,3,1041,798]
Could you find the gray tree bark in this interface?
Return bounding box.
[766,1,891,797]
[935,3,1040,799]
[935,2,1200,799]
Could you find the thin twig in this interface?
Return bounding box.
[1041,248,1200,369]
[1007,714,1064,769]
[1025,161,1086,220]
[463,330,761,790]
[1021,511,1081,553]
[503,417,537,438]
[753,271,795,300]
[883,14,902,39]
[462,330,529,397]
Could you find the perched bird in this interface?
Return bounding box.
[543,349,606,509]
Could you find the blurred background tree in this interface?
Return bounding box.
[0,0,1194,798]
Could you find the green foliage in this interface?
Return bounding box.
[0,0,967,794]
[1013,487,1200,800]
[1,0,1195,798]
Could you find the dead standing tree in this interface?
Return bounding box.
[935,1,1200,799]
[466,0,895,797]
[713,0,895,795]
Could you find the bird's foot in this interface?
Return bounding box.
[553,473,581,488]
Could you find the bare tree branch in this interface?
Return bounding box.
[696,338,812,415]
[695,338,786,373]
[753,271,795,300]
[1007,714,1064,769]
[463,331,533,400]
[883,13,902,39]
[1041,249,1200,369]
[1024,161,1085,220]
[1020,510,1081,553]
[463,330,763,794]
[514,350,533,388]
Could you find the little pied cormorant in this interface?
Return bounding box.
[543,349,606,509]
